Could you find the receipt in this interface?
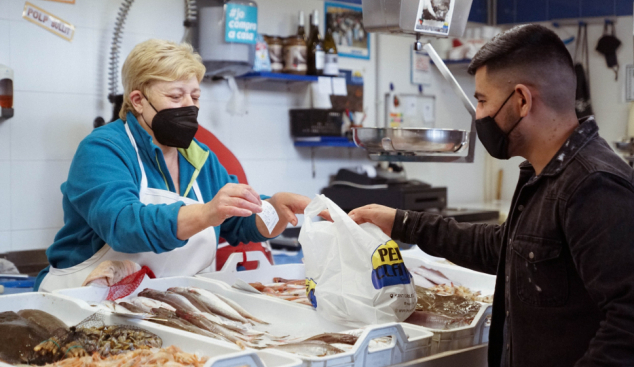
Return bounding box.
[256,201,279,234]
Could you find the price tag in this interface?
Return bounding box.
[225,3,258,45]
[23,2,74,41]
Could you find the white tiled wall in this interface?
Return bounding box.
[0,0,374,252]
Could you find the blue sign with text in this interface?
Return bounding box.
[225,3,258,44]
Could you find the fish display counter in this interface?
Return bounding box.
[54,276,435,367]
[198,251,494,354]
[0,292,301,367]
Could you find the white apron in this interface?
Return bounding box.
[40,123,217,292]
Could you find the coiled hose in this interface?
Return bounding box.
[182,0,197,44]
[100,0,196,125]
[108,0,135,101]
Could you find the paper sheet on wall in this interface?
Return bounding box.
[332,77,348,96]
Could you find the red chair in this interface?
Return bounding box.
[194,127,274,271]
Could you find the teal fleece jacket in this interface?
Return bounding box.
[34,113,268,290]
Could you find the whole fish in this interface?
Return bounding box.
[185,287,251,324]
[138,289,199,313]
[214,293,269,324]
[305,333,359,345]
[116,301,146,314]
[129,296,176,313]
[150,308,226,342]
[273,341,344,357]
[175,309,247,349]
[167,287,212,313]
[0,311,49,364]
[16,309,67,335]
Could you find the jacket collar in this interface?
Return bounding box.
[519,116,599,177]
[125,112,209,197]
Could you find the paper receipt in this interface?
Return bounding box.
[256,201,279,234]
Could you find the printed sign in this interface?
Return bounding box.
[23,2,74,41]
[371,240,412,290]
[305,278,318,308]
[415,0,456,36]
[225,3,257,45]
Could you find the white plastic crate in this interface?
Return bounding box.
[55,276,434,367]
[200,251,493,353]
[0,292,300,367]
[402,254,495,349]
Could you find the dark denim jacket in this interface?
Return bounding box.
[392,117,634,367]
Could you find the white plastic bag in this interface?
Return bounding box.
[299,194,417,328]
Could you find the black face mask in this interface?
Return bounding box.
[475,90,523,160]
[143,94,199,148]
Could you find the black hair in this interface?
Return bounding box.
[468,24,576,112]
[468,24,574,76]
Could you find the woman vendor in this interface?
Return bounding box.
[35,39,319,291]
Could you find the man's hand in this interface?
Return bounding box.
[348,204,397,237]
[259,193,331,238]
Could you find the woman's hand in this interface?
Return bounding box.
[258,193,332,238]
[205,183,263,227]
[348,204,397,237]
[177,183,263,241]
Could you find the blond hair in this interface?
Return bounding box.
[119,39,206,120]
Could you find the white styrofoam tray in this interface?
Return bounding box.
[197,251,492,354]
[0,292,300,367]
[55,276,434,367]
[402,254,495,347]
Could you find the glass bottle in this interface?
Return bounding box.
[307,10,325,76]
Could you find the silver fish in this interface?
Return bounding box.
[129,296,176,313]
[214,293,269,324]
[137,289,199,313]
[186,287,251,324]
[273,341,345,357]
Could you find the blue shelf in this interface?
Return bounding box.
[294,136,357,148]
[238,72,319,83]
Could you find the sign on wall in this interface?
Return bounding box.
[225,3,258,45]
[22,2,75,41]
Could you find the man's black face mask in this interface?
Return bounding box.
[475,90,523,160]
[143,94,199,149]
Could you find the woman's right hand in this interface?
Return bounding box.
[204,183,263,227]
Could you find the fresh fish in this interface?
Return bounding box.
[137,289,199,313]
[175,310,247,349]
[81,260,141,287]
[0,311,49,364]
[16,309,67,335]
[116,301,146,314]
[412,265,456,286]
[272,341,344,357]
[272,277,304,285]
[305,333,359,345]
[129,296,176,313]
[185,287,251,324]
[102,300,137,314]
[167,287,213,313]
[150,308,226,342]
[214,293,269,324]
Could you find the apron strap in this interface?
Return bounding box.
[125,122,204,204]
[124,122,149,193]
